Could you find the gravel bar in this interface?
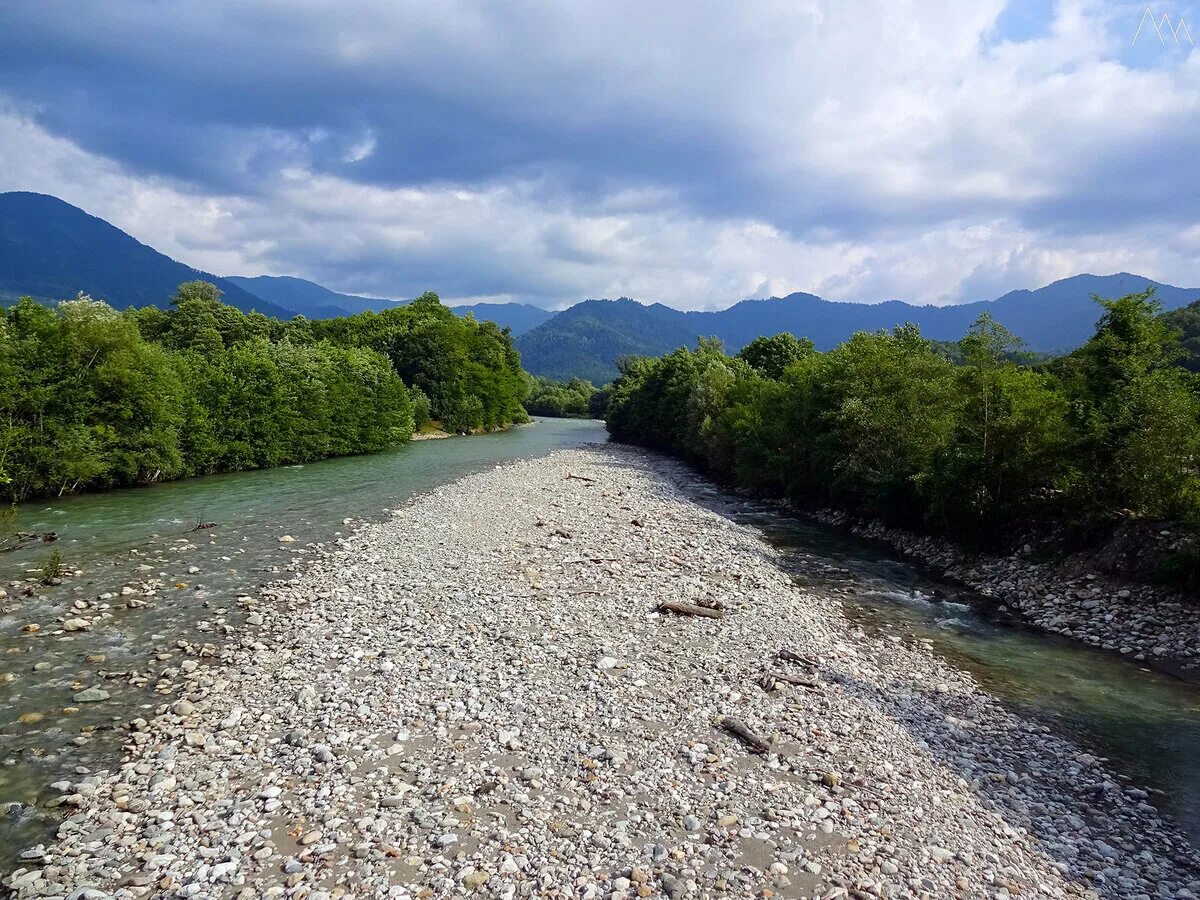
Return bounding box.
[9,445,1200,900]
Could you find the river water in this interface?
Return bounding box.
[715,497,1200,847]
[3,427,1200,870]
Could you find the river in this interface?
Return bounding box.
[3,426,1200,870]
[711,494,1200,847]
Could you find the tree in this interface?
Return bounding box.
[737,333,814,380]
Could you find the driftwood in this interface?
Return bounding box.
[551,528,573,539]
[759,672,820,692]
[716,715,772,754]
[658,600,723,619]
[778,649,820,668]
[565,473,596,483]
[188,522,218,532]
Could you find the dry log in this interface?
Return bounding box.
[658,600,724,619]
[778,649,820,668]
[716,715,772,754]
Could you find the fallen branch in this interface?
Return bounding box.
[658,600,723,619]
[716,715,772,754]
[759,672,820,691]
[778,649,820,668]
[565,473,596,483]
[188,522,218,532]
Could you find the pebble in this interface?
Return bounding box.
[7,446,1198,900]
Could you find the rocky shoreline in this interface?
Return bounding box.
[810,512,1200,672]
[7,445,1200,899]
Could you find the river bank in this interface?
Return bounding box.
[7,445,1200,899]
[0,419,605,867]
[810,512,1200,673]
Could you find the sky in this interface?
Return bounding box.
[1,0,1199,310]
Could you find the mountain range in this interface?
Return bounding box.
[0,191,296,319]
[3,190,1198,385]
[513,275,1200,383]
[0,192,552,335]
[224,274,553,334]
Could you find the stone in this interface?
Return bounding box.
[72,687,110,702]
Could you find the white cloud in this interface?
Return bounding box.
[1,1,1199,307]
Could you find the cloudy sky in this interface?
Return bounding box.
[1,1,1198,309]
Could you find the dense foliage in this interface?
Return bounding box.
[607,292,1200,536]
[524,376,600,418]
[1163,298,1200,372]
[0,283,530,500]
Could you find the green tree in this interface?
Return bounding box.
[737,333,814,380]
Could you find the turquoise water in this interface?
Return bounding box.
[727,503,1200,845]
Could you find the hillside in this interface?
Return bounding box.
[513,298,705,383]
[229,275,553,334]
[517,274,1200,382]
[0,192,296,318]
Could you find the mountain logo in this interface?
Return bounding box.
[1133,7,1194,45]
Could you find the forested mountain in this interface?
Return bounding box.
[513,298,706,384]
[7,191,1200,385]
[227,276,553,334]
[0,193,296,318]
[518,274,1200,383]
[0,194,551,336]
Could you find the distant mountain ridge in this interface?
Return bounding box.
[225,275,398,318]
[228,275,554,335]
[515,274,1200,382]
[0,193,553,336]
[4,191,1198,384]
[0,192,296,318]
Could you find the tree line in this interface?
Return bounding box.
[0,282,529,500]
[606,290,1200,539]
[523,375,606,419]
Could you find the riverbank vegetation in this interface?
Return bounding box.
[606,291,1200,551]
[0,283,529,500]
[523,376,602,418]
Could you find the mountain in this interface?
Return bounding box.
[450,302,554,335]
[516,274,1200,383]
[0,192,297,318]
[514,298,704,384]
[229,274,553,335]
[226,275,398,318]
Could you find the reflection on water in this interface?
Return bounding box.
[0,419,606,863]
[728,505,1200,845]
